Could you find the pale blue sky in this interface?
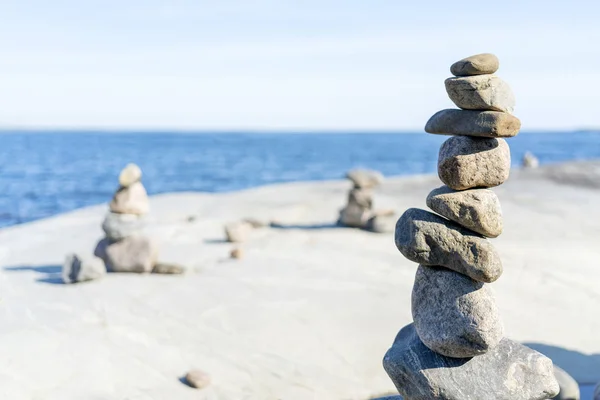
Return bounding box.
[1,0,599,130]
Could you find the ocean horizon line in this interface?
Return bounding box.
[1,128,598,135]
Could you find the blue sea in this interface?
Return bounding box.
[0,131,599,228]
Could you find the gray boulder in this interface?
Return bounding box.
[346,169,384,189]
[426,186,503,238]
[552,366,579,399]
[425,109,520,138]
[445,75,515,114]
[62,253,106,283]
[438,136,511,190]
[395,208,502,283]
[594,382,600,400]
[450,53,499,77]
[383,323,559,400]
[412,265,503,358]
[109,181,150,215]
[102,235,158,273]
[102,212,146,241]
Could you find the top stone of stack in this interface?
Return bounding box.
[450,53,499,77]
[119,163,142,187]
[346,169,384,189]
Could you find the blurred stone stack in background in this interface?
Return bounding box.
[94,163,184,274]
[95,163,158,273]
[383,54,559,399]
[338,169,395,232]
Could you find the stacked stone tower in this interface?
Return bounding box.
[95,163,157,273]
[338,168,384,229]
[383,54,559,399]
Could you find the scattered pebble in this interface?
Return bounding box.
[184,369,211,389]
[230,248,244,259]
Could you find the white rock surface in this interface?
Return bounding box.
[0,162,599,399]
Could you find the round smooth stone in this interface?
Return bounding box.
[438,136,511,190]
[450,53,499,76]
[426,186,503,238]
[412,265,503,358]
[445,75,515,114]
[395,208,502,283]
[118,163,142,187]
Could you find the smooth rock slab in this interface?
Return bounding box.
[438,136,511,190]
[62,253,106,283]
[383,323,560,400]
[450,53,499,76]
[102,212,146,241]
[118,163,142,187]
[425,109,520,138]
[101,235,158,273]
[109,181,150,215]
[395,208,502,283]
[426,186,503,237]
[445,75,515,113]
[412,265,503,358]
[346,169,384,189]
[552,366,580,400]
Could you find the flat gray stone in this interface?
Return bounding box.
[109,181,150,215]
[383,323,560,400]
[412,265,503,358]
[152,262,185,274]
[395,208,502,283]
[102,212,146,241]
[450,53,499,76]
[438,136,511,190]
[102,235,158,273]
[346,169,384,189]
[425,109,520,138]
[552,366,580,399]
[445,75,515,113]
[426,186,503,237]
[62,253,106,284]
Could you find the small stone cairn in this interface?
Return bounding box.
[383,54,559,399]
[523,151,540,168]
[94,164,182,274]
[338,169,394,232]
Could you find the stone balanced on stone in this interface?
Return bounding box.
[383,54,559,399]
[338,169,394,232]
[94,164,181,274]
